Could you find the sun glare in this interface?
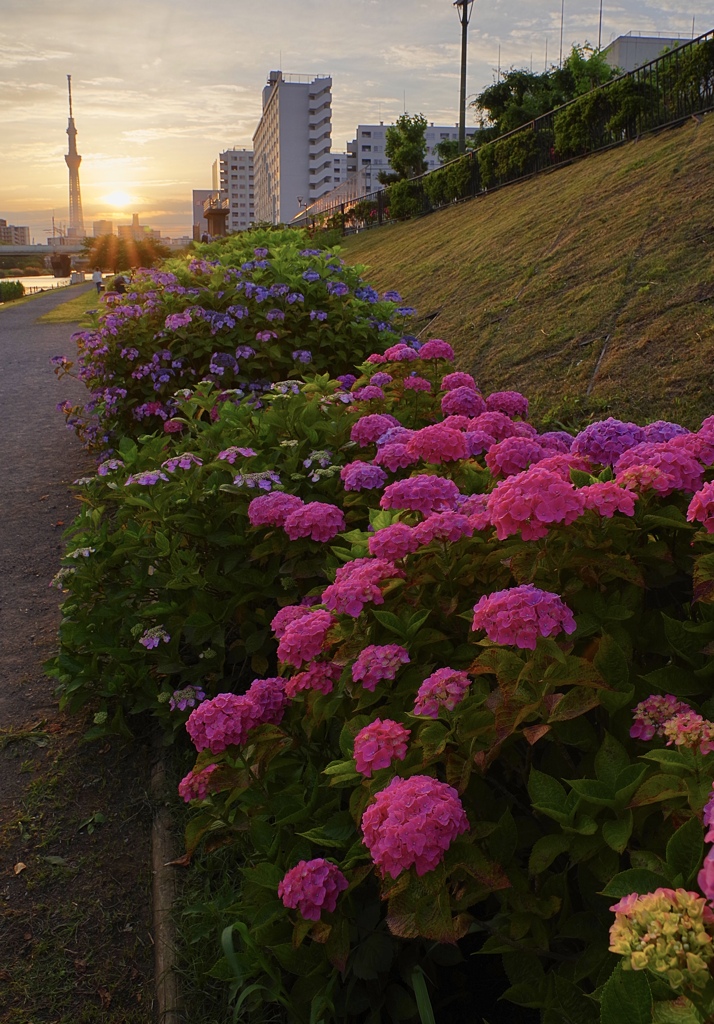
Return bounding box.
[100,189,135,208]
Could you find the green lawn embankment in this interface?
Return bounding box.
[341,114,714,428]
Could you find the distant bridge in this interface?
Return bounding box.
[0,243,86,256]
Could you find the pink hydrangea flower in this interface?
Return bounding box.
[322,558,404,617]
[351,643,410,690]
[285,660,342,697]
[485,436,545,478]
[178,764,219,803]
[441,415,472,431]
[538,430,574,453]
[468,411,519,442]
[535,452,593,478]
[471,585,577,650]
[440,387,486,418]
[403,375,432,392]
[249,492,304,528]
[271,604,314,639]
[687,481,714,532]
[277,610,335,668]
[278,858,348,920]
[670,432,714,467]
[248,676,289,725]
[487,466,586,540]
[368,522,418,560]
[702,783,714,843]
[186,692,258,753]
[614,442,703,496]
[283,501,345,542]
[580,481,638,518]
[456,492,491,530]
[361,775,469,878]
[486,390,529,419]
[418,339,455,361]
[698,849,714,901]
[381,477,462,516]
[441,372,478,392]
[412,511,474,546]
[630,694,692,741]
[340,460,388,491]
[384,343,419,361]
[643,421,690,443]
[405,424,469,464]
[373,442,419,472]
[616,463,670,493]
[350,413,400,447]
[353,718,411,776]
[662,712,714,756]
[365,352,387,364]
[414,668,471,718]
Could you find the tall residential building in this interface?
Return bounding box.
[212,149,255,233]
[118,213,159,241]
[93,219,113,237]
[253,72,333,224]
[345,123,479,194]
[0,219,31,244]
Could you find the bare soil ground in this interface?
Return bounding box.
[0,287,155,1023]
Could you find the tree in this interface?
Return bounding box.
[82,233,171,273]
[472,45,619,139]
[378,113,428,184]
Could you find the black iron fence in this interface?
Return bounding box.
[301,31,714,233]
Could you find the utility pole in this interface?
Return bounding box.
[454,1,475,154]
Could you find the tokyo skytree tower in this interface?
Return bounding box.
[65,75,85,238]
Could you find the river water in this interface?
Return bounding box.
[4,275,72,292]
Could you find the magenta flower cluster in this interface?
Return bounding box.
[277,858,348,921]
[285,660,341,697]
[350,413,400,447]
[186,676,287,753]
[406,424,469,464]
[381,477,462,517]
[353,718,411,776]
[361,775,469,878]
[472,585,577,650]
[178,764,219,803]
[283,501,345,542]
[351,643,410,690]
[340,460,388,491]
[688,481,714,532]
[277,609,335,668]
[414,668,471,718]
[322,558,404,617]
[368,522,419,560]
[248,491,304,528]
[487,467,585,541]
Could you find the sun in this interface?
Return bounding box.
[100,189,135,208]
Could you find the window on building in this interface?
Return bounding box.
[362,145,371,152]
[362,131,371,138]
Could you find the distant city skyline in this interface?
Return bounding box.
[1,0,708,241]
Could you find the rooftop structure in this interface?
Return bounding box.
[603,32,690,72]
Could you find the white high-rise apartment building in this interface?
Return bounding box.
[253,72,333,224]
[346,123,479,193]
[212,150,255,234]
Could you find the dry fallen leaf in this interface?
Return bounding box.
[14,862,27,875]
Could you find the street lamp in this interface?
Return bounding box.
[454,0,475,154]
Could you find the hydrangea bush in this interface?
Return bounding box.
[50,231,714,1023]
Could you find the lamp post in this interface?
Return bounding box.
[454,0,475,154]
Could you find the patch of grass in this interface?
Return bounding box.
[37,286,100,324]
[342,113,714,428]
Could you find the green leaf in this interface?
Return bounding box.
[371,610,408,637]
[665,817,704,887]
[411,966,437,1024]
[528,769,569,813]
[298,815,357,850]
[640,749,690,770]
[352,930,394,981]
[529,833,571,874]
[601,868,672,897]
[599,963,652,1024]
[594,635,632,711]
[640,665,706,697]
[566,778,616,807]
[602,813,633,853]
[595,732,630,787]
[629,772,689,807]
[651,998,705,1023]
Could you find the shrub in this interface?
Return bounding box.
[386,180,424,221]
[0,280,25,301]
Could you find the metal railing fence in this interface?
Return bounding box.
[297,31,714,234]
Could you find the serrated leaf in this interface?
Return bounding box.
[602,813,633,853]
[599,963,652,1024]
[665,817,704,887]
[628,772,688,807]
[595,732,630,786]
[528,833,571,874]
[601,867,672,897]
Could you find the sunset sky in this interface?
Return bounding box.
[1,0,707,242]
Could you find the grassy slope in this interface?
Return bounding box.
[341,114,714,429]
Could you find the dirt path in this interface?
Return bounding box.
[0,288,155,1023]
